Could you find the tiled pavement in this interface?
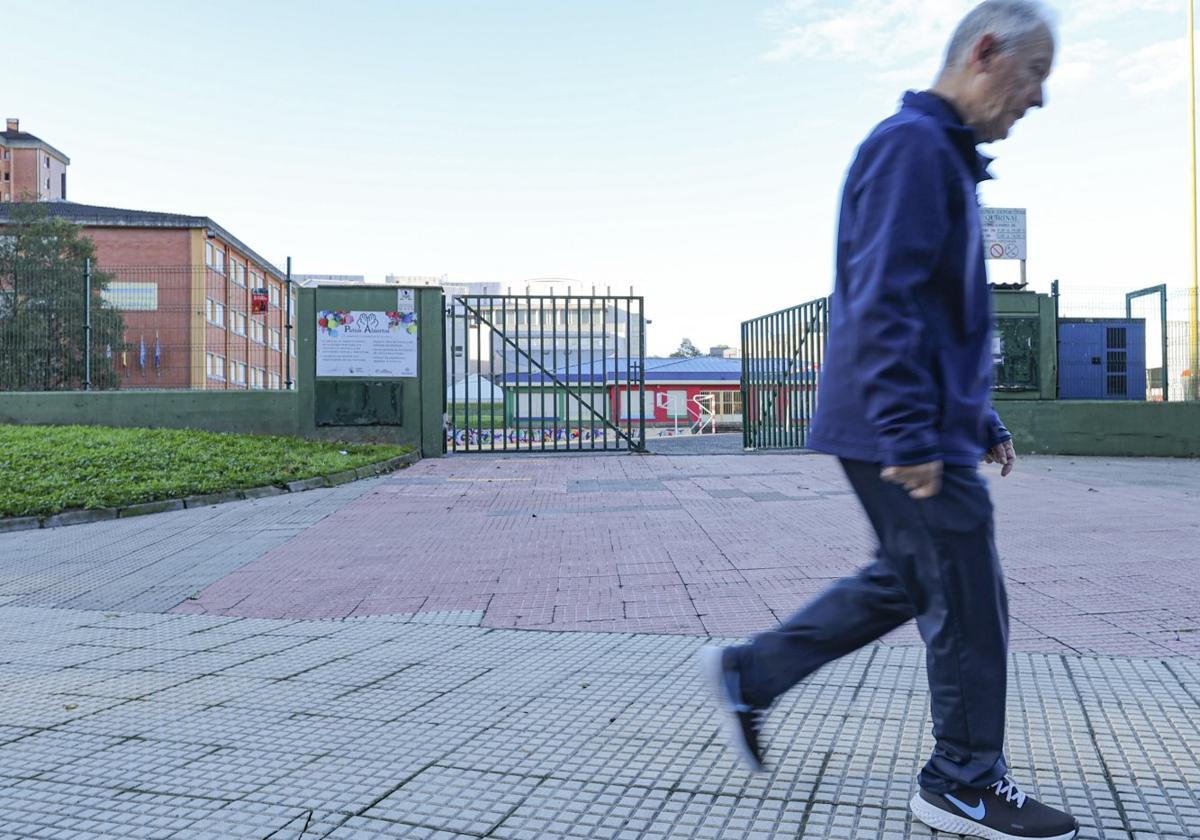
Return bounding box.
[0,452,1197,838]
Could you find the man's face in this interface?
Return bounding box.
[971,26,1055,143]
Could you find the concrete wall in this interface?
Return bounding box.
[1001,401,1200,457]
[0,390,301,437]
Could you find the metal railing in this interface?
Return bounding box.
[445,293,646,453]
[740,297,828,450]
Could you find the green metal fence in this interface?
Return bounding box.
[740,297,828,450]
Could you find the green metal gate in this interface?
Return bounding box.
[740,297,828,450]
[445,293,646,453]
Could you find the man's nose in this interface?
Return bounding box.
[1031,83,1045,109]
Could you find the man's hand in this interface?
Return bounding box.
[984,439,1017,477]
[881,460,943,499]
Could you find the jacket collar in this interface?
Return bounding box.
[901,90,994,183]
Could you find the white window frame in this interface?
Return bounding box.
[208,353,226,381]
[270,372,281,390]
[231,311,246,337]
[269,328,281,350]
[206,298,226,328]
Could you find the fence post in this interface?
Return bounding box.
[285,256,293,390]
[1050,279,1059,400]
[83,258,92,391]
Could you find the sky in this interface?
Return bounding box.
[6,0,1198,355]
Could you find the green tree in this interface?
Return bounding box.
[669,337,703,358]
[0,203,125,391]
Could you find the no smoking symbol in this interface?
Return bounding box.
[989,243,1005,258]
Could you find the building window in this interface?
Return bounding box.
[269,328,281,351]
[665,389,689,419]
[206,300,226,327]
[289,337,296,358]
[269,285,280,307]
[696,390,742,416]
[250,319,264,344]
[205,298,226,327]
[208,246,225,274]
[619,389,655,420]
[205,242,213,266]
[44,157,50,169]
[228,360,247,386]
[270,372,281,390]
[45,177,50,190]
[2,173,8,181]
[207,353,225,381]
[231,311,246,336]
[231,261,246,287]
[102,282,158,311]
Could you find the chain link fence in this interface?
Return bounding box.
[0,263,296,392]
[1052,283,1198,402]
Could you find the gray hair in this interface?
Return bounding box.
[943,1,1057,70]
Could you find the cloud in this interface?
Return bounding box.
[763,0,973,67]
[759,0,1191,99]
[1118,36,1189,94]
[1049,38,1113,88]
[1067,0,1176,28]
[760,0,1174,71]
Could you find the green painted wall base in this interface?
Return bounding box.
[0,285,448,456]
[1002,401,1200,457]
[0,391,301,438]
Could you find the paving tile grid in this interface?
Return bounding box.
[0,606,1195,838]
[0,452,1197,838]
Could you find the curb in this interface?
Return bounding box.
[0,450,420,533]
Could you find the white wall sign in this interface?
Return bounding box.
[316,309,419,378]
[981,207,1026,260]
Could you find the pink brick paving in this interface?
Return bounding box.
[172,453,1200,657]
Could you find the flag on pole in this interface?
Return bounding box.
[138,336,146,372]
[154,332,161,373]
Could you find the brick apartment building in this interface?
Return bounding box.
[0,119,69,202]
[0,202,297,391]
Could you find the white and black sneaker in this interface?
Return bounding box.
[910,774,1079,840]
[700,645,768,772]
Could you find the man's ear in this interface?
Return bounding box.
[971,33,1001,70]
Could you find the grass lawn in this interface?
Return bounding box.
[0,425,412,518]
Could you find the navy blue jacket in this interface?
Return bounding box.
[808,91,1011,467]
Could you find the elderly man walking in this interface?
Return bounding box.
[703,2,1077,839]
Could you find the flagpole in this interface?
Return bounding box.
[1191,0,1200,399]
